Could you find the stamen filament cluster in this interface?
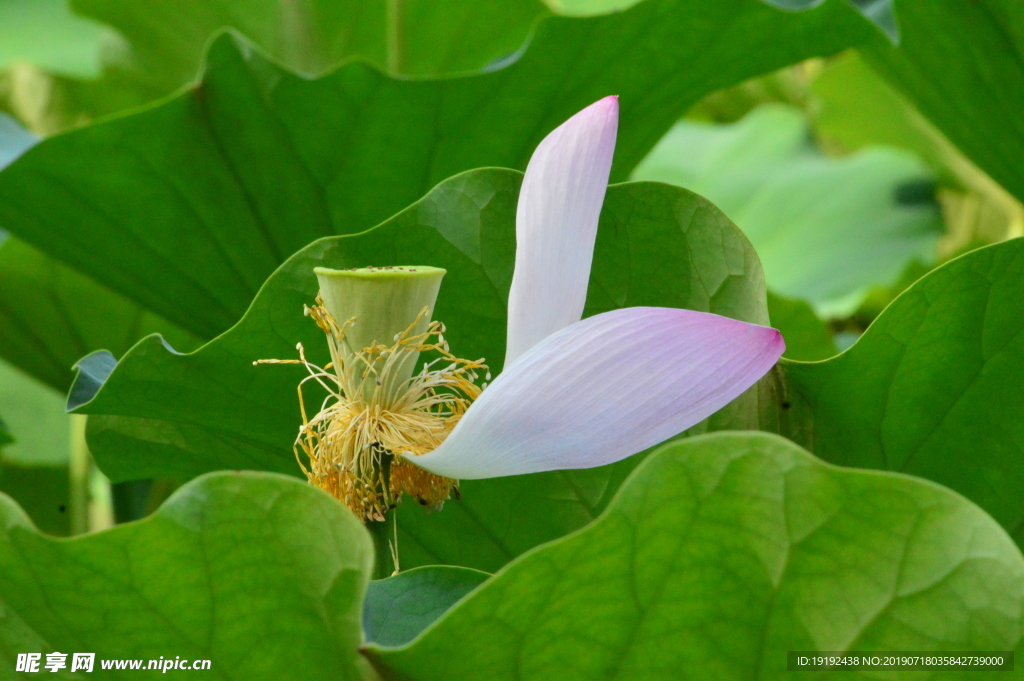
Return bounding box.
[259,298,486,522]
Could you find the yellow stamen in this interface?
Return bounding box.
[257,298,485,522]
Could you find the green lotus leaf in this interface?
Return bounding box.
[0,114,196,391]
[68,0,545,119]
[0,0,870,340]
[74,169,772,572]
[0,471,374,679]
[783,238,1024,547]
[368,431,1023,680]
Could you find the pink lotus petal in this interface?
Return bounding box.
[504,96,619,366]
[410,307,785,479]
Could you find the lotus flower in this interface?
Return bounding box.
[272,96,784,522]
[410,96,785,479]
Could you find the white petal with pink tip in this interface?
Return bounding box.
[409,307,785,479]
[504,96,619,366]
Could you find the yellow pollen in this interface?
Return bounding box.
[257,297,485,522]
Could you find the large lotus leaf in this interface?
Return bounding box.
[0,471,374,679]
[632,104,941,316]
[368,431,1024,680]
[0,0,106,78]
[0,1,871,339]
[857,0,1024,205]
[68,0,545,119]
[73,169,772,573]
[783,238,1024,547]
[0,115,197,391]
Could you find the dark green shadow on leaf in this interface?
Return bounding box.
[0,463,70,537]
[67,350,117,411]
[0,413,11,448]
[364,566,490,648]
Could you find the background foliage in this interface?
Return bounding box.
[1,0,1022,678]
